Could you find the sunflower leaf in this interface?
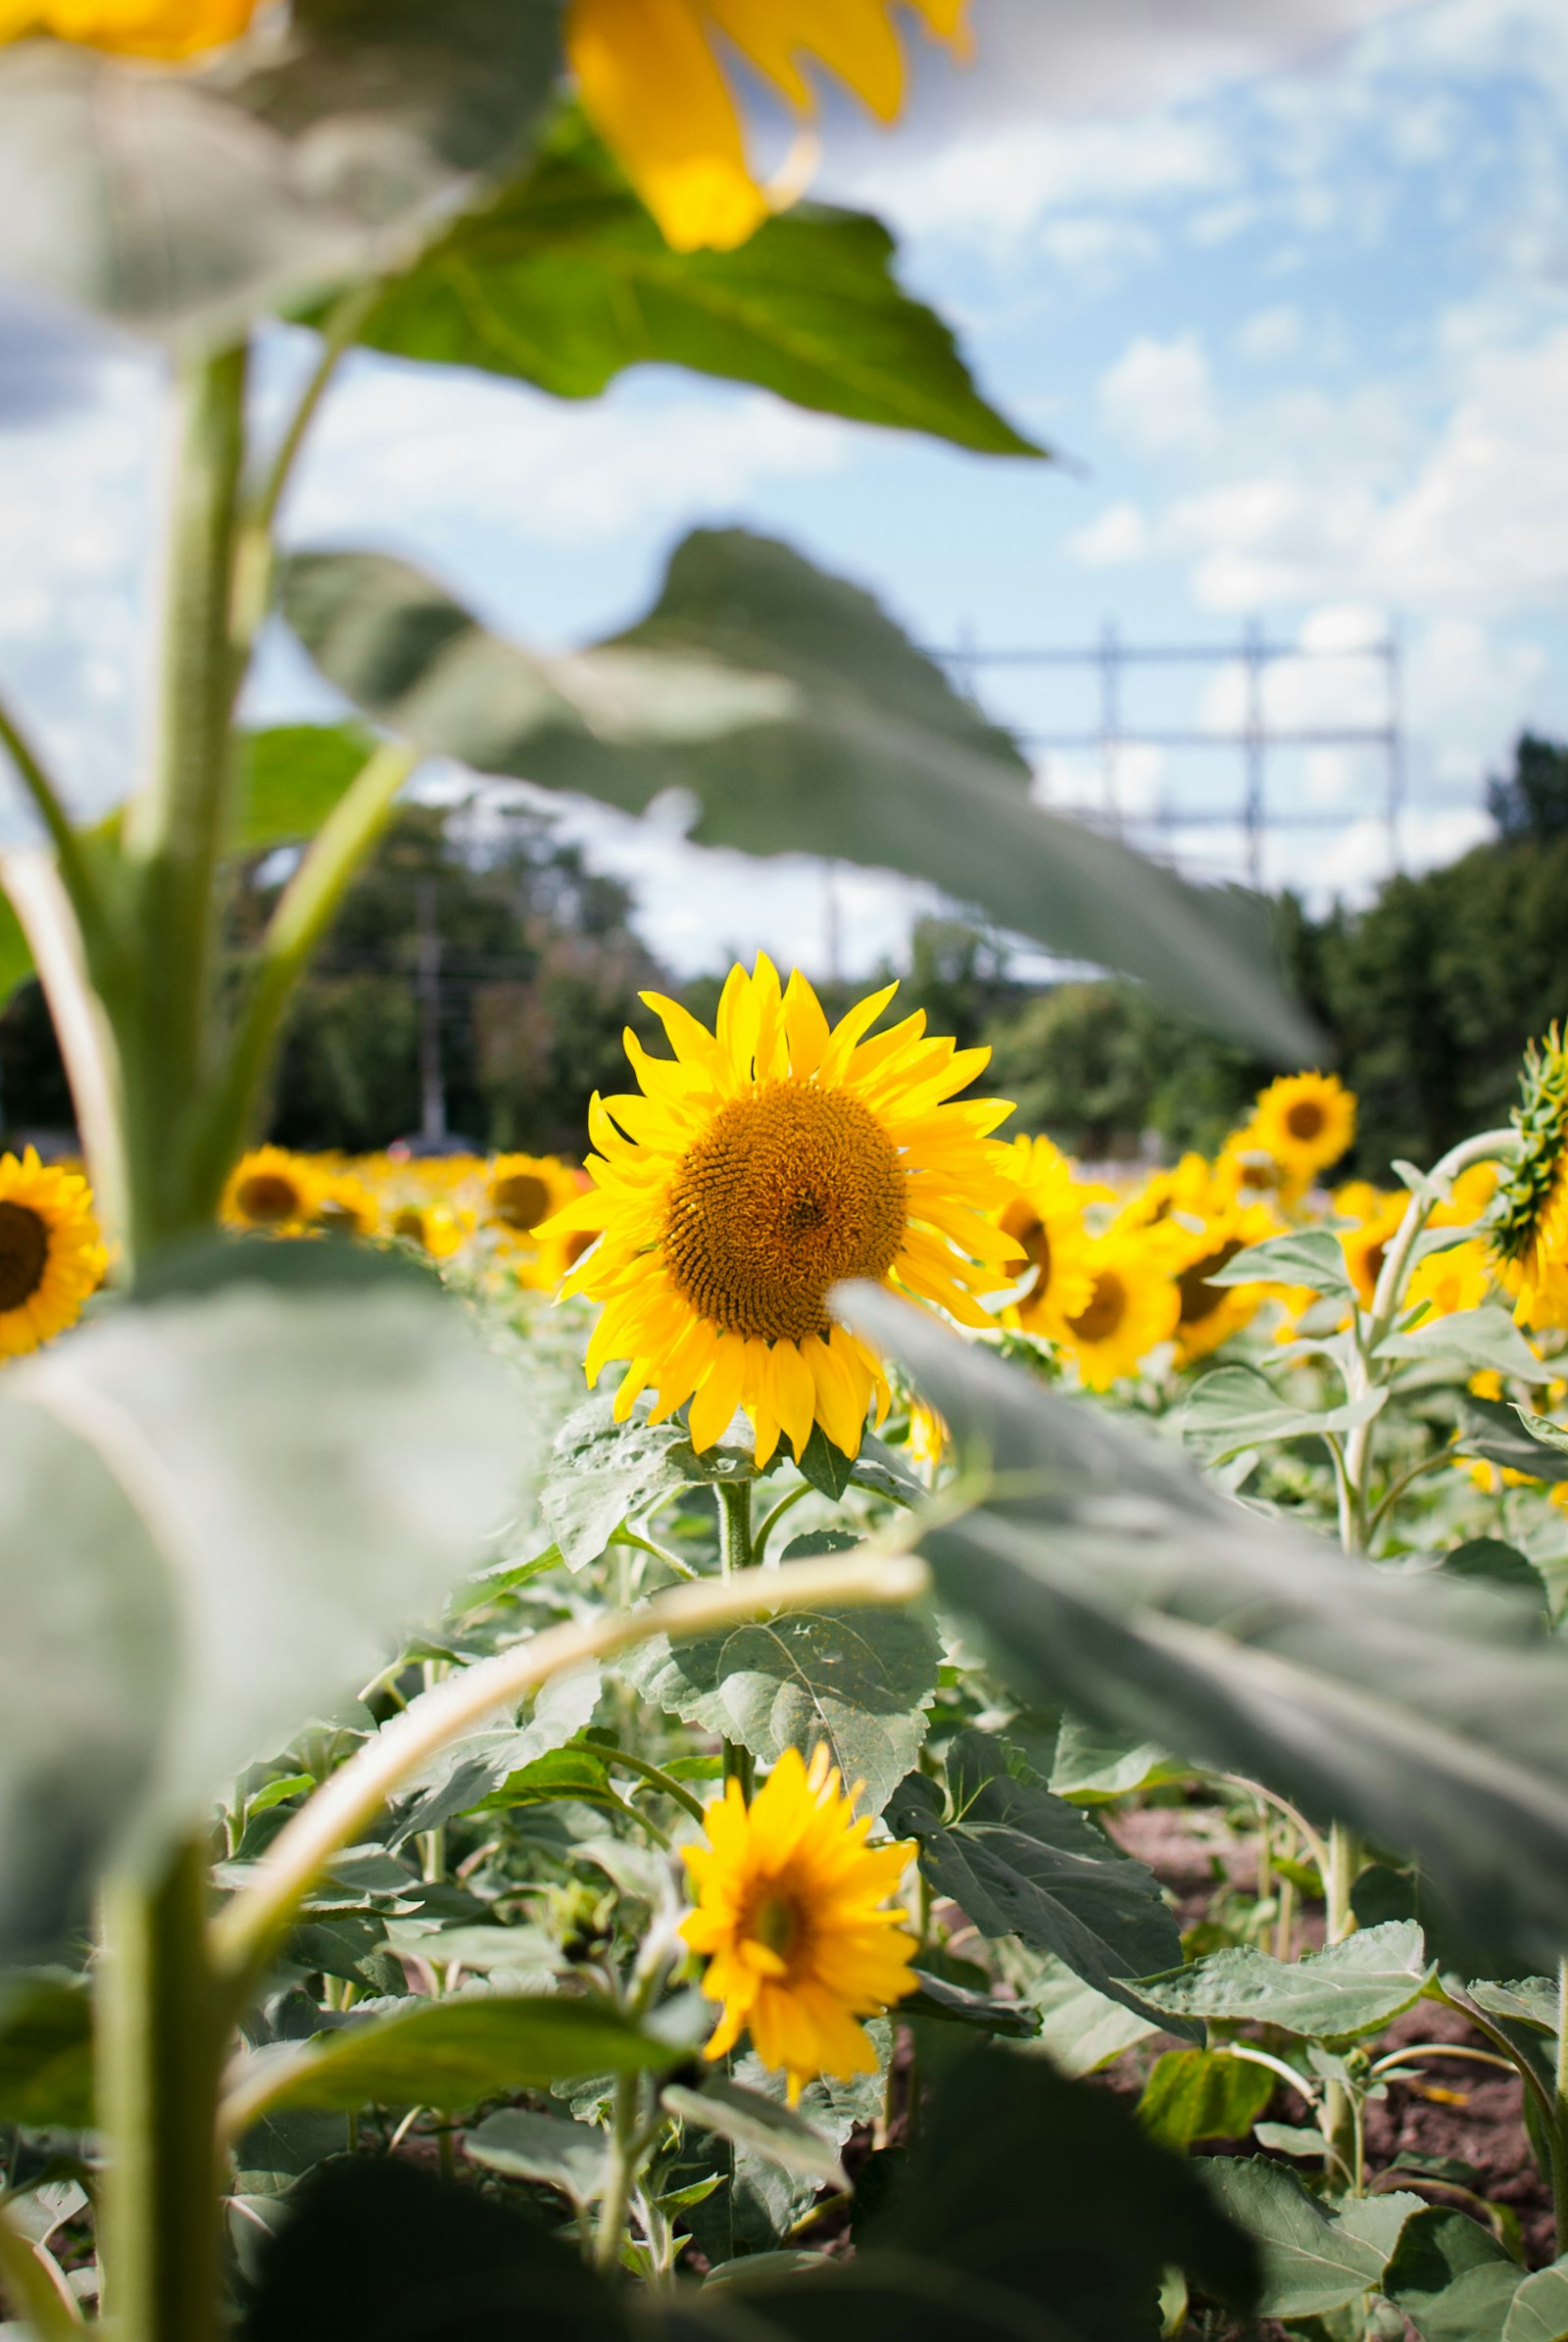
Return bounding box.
[1138,1922,1434,2040]
[1375,1306,1544,1382]
[1204,1230,1354,1297]
[1457,1396,1568,1487]
[539,1398,698,1570]
[1174,1364,1385,1462]
[662,2076,849,2190]
[280,532,1319,1059]
[1197,2160,1421,2318]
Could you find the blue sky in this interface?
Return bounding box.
[3,0,1567,979]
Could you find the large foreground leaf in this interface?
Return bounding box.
[841,1287,1568,1971]
[0,1244,520,1949]
[281,530,1316,1058]
[350,114,1039,453]
[0,0,562,340]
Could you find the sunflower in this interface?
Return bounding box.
[220,1145,319,1235]
[486,1152,584,1241]
[543,957,1019,1465]
[1493,1030,1568,1320]
[1168,1198,1281,1366]
[1056,1228,1180,1391]
[0,0,264,57]
[566,0,970,252]
[314,1170,380,1242]
[1337,1189,1406,1312]
[1248,1071,1356,1189]
[994,1134,1094,1342]
[681,1743,917,2103]
[0,1148,105,1357]
[1405,1163,1497,1324]
[388,1198,468,1262]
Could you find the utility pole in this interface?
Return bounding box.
[416,876,446,1147]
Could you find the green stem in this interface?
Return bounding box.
[716,1483,756,1800]
[753,1481,809,1564]
[1319,1821,1362,2179]
[98,1839,233,2342]
[117,341,250,1264]
[1553,1958,1568,2253]
[595,2073,640,2272]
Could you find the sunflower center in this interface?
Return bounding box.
[234,1171,301,1222]
[0,1200,48,1311]
[392,1205,425,1243]
[751,1889,800,1961]
[663,1085,906,1342]
[1286,1098,1325,1141]
[1178,1239,1243,1327]
[493,1172,551,1231]
[1001,1201,1053,1301]
[1067,1269,1126,1345]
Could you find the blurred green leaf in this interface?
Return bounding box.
[464,2107,610,2208]
[236,723,379,854]
[885,1731,1189,2031]
[1439,1539,1549,1624]
[280,529,1318,1059]
[0,1970,93,2126]
[0,0,563,340]
[662,2075,848,2190]
[1207,1229,1354,1297]
[1457,1396,1568,1487]
[1175,1363,1384,1462]
[1137,2048,1273,2152]
[352,114,1041,454]
[1140,1921,1434,2040]
[1378,1306,1544,1383]
[0,892,31,1006]
[842,1287,1568,1972]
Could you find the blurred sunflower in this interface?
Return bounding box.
[542,955,1019,1464]
[681,1743,917,2102]
[0,0,265,56]
[1168,1197,1280,1366]
[994,1134,1094,1341]
[1056,1228,1179,1391]
[1406,1162,1497,1323]
[0,1148,105,1357]
[1338,1189,1406,1312]
[1248,1071,1356,1189]
[486,1151,583,1240]
[314,1170,380,1242]
[567,0,971,252]
[221,1145,318,1235]
[388,1198,467,1261]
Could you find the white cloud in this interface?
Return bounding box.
[1070,502,1152,565]
[1099,335,1215,454]
[1236,304,1304,361]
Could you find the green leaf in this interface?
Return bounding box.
[841,1288,1568,1973]
[242,2156,628,2342]
[236,724,380,854]
[1467,1977,1558,2032]
[0,1970,92,2127]
[281,530,1318,1060]
[1457,1396,1568,1486]
[1137,2048,1274,2152]
[1175,1364,1384,1461]
[1384,2207,1522,2342]
[795,1422,855,1500]
[0,892,32,1008]
[540,1397,704,1570]
[0,1245,520,1950]
[902,1968,1040,2038]
[1439,1541,1549,1623]
[1206,1229,1355,1297]
[622,1599,942,1818]
[248,1993,675,2118]
[0,0,563,340]
[1378,1307,1544,1383]
[662,2076,848,2189]
[463,2107,610,2209]
[1048,1715,1179,1804]
[1019,1953,1160,2075]
[884,1730,1189,2031]
[1140,1922,1433,2041]
[1197,2159,1420,2318]
[1504,2257,1568,2342]
[388,1663,601,1847]
[353,113,1040,454]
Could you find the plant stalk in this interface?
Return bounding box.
[1553,1956,1568,2252]
[716,1482,757,1800]
[97,1839,232,2342]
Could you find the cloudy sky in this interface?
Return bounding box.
[2,0,1566,978]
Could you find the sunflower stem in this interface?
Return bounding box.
[716,1482,758,1799]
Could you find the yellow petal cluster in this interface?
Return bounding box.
[681,1742,917,2101]
[565,0,970,251]
[0,0,264,57]
[541,956,1019,1466]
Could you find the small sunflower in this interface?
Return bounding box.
[486,1152,584,1242]
[1214,1135,1297,1208]
[994,1135,1095,1341]
[1338,1189,1407,1312]
[314,1170,380,1242]
[1056,1228,1180,1391]
[0,0,265,57]
[1168,1197,1281,1366]
[220,1146,318,1235]
[566,0,970,254]
[542,957,1019,1465]
[388,1198,467,1261]
[1248,1071,1356,1188]
[0,1148,105,1357]
[681,1743,917,2103]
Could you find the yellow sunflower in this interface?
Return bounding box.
[1056,1228,1180,1391]
[0,1148,105,1357]
[1248,1071,1356,1188]
[1214,1135,1298,1209]
[543,957,1019,1465]
[566,0,970,252]
[681,1743,917,2103]
[220,1145,319,1235]
[994,1134,1095,1341]
[1169,1198,1281,1366]
[313,1170,380,1242]
[486,1151,584,1241]
[388,1197,468,1261]
[1405,1162,1497,1325]
[0,0,265,56]
[1338,1189,1407,1312]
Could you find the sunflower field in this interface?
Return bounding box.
[5,8,1568,2342]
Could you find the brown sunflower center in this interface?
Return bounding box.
[1285,1098,1326,1141]
[234,1171,301,1222]
[1178,1239,1243,1327]
[0,1200,48,1311]
[663,1085,906,1342]
[492,1172,551,1231]
[1000,1200,1053,1301]
[1067,1269,1127,1345]
[392,1205,425,1243]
